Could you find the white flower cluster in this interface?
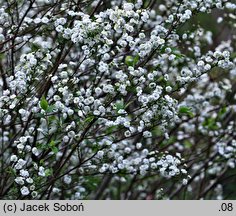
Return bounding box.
[0,0,235,199]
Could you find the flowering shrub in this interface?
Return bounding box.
[0,0,236,200]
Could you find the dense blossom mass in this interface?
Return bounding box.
[0,0,236,199]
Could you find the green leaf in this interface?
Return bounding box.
[83,176,101,192]
[106,125,116,134]
[46,105,56,113]
[173,52,185,59]
[35,113,45,118]
[183,140,192,148]
[39,159,44,165]
[157,76,164,82]
[231,52,236,59]
[91,144,100,153]
[179,106,190,113]
[125,55,139,67]
[179,106,194,117]
[133,55,139,65]
[48,115,56,122]
[31,43,41,52]
[202,117,218,130]
[45,168,53,177]
[49,140,55,147]
[0,53,5,61]
[85,115,94,123]
[6,167,16,176]
[124,100,133,109]
[218,106,227,117]
[49,140,58,153]
[5,7,11,14]
[51,146,59,154]
[115,99,124,111]
[40,96,48,111]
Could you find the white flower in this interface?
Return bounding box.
[34,18,41,24]
[10,155,18,162]
[143,131,152,138]
[118,163,125,170]
[124,130,131,137]
[197,60,205,67]
[17,144,24,150]
[141,11,149,22]
[182,179,188,185]
[15,177,24,185]
[64,175,72,184]
[32,147,39,156]
[99,167,106,173]
[19,136,27,143]
[29,57,37,66]
[52,188,61,193]
[20,169,29,178]
[165,86,172,92]
[26,178,34,184]
[97,150,104,158]
[124,147,131,154]
[63,136,69,143]
[55,17,67,26]
[38,166,46,177]
[56,25,64,32]
[31,191,38,198]
[30,185,36,191]
[14,159,26,170]
[21,186,30,196]
[123,3,134,11]
[75,192,81,199]
[136,143,142,149]
[42,17,49,23]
